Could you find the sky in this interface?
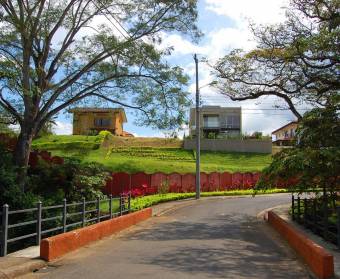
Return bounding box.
[53,0,302,137]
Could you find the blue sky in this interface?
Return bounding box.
[54,0,303,137]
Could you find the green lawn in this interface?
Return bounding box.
[32,135,272,173]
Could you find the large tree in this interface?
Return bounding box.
[0,0,200,186]
[210,0,339,119]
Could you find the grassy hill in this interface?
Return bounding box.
[32,135,272,173]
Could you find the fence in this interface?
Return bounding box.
[0,194,130,257]
[291,194,340,248]
[105,172,263,196]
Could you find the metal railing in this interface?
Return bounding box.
[291,194,340,248]
[0,193,131,257]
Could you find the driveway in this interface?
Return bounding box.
[22,194,311,279]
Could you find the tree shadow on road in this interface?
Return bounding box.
[122,214,310,279]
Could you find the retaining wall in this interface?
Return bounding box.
[105,172,262,196]
[183,139,272,153]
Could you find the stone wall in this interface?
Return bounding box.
[183,139,272,153]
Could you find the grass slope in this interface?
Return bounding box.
[32,135,272,173]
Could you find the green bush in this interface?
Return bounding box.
[98,130,113,141]
[0,145,40,208]
[27,158,110,203]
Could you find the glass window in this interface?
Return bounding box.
[94,118,111,127]
[227,115,240,128]
[203,115,219,127]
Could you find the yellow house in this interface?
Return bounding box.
[69,108,127,136]
[272,121,298,146]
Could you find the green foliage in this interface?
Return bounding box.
[86,130,99,136]
[27,158,110,203]
[207,132,216,139]
[0,1,201,176]
[130,189,288,211]
[0,145,39,208]
[32,135,272,173]
[211,0,339,117]
[257,106,340,193]
[158,179,170,195]
[32,135,102,151]
[35,121,55,138]
[98,130,113,141]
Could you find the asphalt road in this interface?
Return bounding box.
[22,194,312,279]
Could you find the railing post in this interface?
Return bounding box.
[291,195,295,221]
[97,196,100,223]
[312,198,317,233]
[336,206,340,249]
[323,194,328,239]
[297,196,301,223]
[303,198,307,226]
[63,199,67,233]
[109,195,113,219]
[36,201,42,245]
[82,197,86,227]
[128,193,131,213]
[1,204,9,257]
[119,195,123,216]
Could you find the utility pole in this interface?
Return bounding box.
[194,54,200,199]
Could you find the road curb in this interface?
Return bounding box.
[267,210,334,279]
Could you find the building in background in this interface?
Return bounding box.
[189,106,242,138]
[69,108,127,136]
[272,121,298,146]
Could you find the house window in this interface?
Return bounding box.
[203,115,219,128]
[94,118,111,127]
[226,115,240,129]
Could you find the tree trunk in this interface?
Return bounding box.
[14,129,34,192]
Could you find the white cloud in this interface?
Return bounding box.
[205,0,288,26]
[53,121,73,135]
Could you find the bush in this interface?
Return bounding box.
[0,145,40,208]
[98,130,113,140]
[27,158,110,204]
[207,132,216,139]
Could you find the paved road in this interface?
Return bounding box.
[22,194,312,279]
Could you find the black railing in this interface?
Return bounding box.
[0,193,131,257]
[291,194,340,248]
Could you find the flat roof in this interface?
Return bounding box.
[69,107,127,122]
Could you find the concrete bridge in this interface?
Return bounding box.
[20,194,312,279]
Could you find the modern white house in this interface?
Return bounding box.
[189,106,242,138]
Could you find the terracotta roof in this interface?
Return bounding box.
[69,107,127,122]
[272,121,298,134]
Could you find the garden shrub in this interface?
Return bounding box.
[0,144,39,209]
[98,130,113,141]
[27,158,110,203]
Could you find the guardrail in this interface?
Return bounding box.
[0,194,130,257]
[291,194,340,248]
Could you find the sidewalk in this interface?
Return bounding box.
[0,246,44,279]
[272,204,340,279]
